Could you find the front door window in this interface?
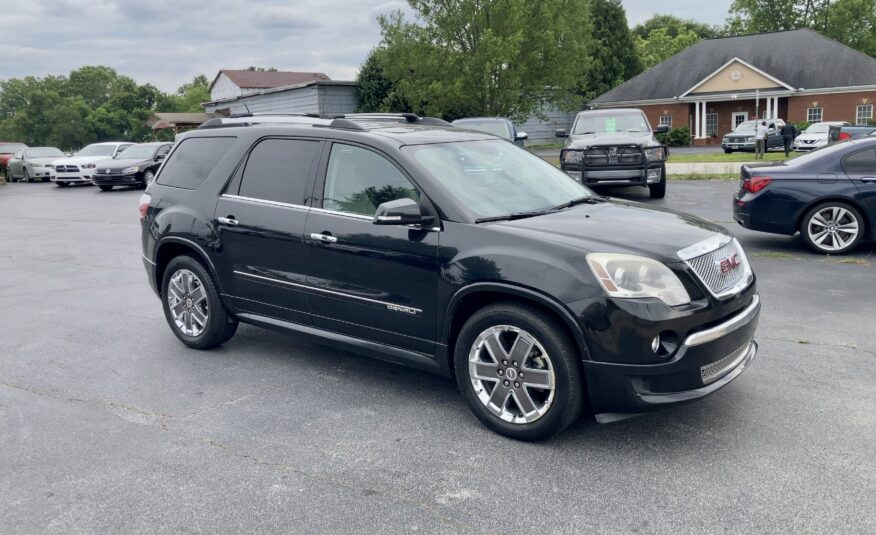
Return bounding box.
[323,144,419,216]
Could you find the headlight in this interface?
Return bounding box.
[562,150,583,164]
[122,166,139,174]
[586,253,691,306]
[47,164,55,169]
[644,147,666,161]
[745,137,753,142]
[82,163,96,169]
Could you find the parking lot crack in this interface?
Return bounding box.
[758,336,875,357]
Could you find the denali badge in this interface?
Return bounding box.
[719,254,741,274]
[386,303,419,315]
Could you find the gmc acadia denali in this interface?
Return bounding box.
[140,113,760,440]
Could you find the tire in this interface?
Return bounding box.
[454,302,584,441]
[98,185,113,191]
[22,168,30,183]
[801,202,864,255]
[724,149,733,154]
[57,182,69,188]
[161,255,238,349]
[648,165,666,199]
[142,170,155,188]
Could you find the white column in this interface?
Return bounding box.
[701,101,708,138]
[774,97,780,119]
[694,101,701,138]
[765,97,772,119]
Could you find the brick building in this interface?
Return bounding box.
[590,29,876,145]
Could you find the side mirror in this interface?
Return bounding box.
[156,153,166,160]
[514,131,529,141]
[555,128,569,138]
[373,198,433,226]
[654,125,670,134]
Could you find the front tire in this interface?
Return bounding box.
[161,255,238,349]
[22,169,30,183]
[57,182,69,188]
[801,202,864,255]
[648,166,666,199]
[724,149,733,154]
[454,302,584,441]
[142,170,155,188]
[98,185,113,191]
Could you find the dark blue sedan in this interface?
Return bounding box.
[734,137,876,254]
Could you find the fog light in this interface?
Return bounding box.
[647,168,660,179]
[651,335,661,353]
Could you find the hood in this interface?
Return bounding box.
[53,155,112,165]
[489,200,727,264]
[796,133,827,141]
[27,157,63,165]
[566,131,658,149]
[97,158,151,170]
[725,131,754,139]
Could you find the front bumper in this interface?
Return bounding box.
[51,171,94,183]
[582,292,761,417]
[92,173,140,186]
[29,168,53,179]
[792,141,824,151]
[722,139,755,151]
[562,164,663,186]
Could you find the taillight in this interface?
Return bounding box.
[138,193,151,219]
[743,175,772,193]
[839,132,852,141]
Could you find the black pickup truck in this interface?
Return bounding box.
[556,109,669,198]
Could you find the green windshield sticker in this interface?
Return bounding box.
[605,117,616,132]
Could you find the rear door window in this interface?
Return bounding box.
[842,148,876,175]
[237,139,322,205]
[157,136,236,189]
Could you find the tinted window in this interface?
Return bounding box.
[323,144,419,216]
[842,149,876,174]
[157,137,235,189]
[238,139,320,204]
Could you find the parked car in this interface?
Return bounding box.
[6,147,65,182]
[0,142,28,174]
[50,142,133,187]
[140,113,759,441]
[451,117,528,146]
[556,109,669,198]
[92,142,173,191]
[828,124,876,144]
[722,119,786,153]
[792,121,850,152]
[734,136,876,254]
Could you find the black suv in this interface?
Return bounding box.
[140,113,760,440]
[93,142,173,191]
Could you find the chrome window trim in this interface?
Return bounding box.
[684,294,759,347]
[309,206,373,221]
[234,270,423,314]
[221,194,308,211]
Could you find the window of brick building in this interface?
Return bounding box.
[659,115,672,128]
[856,104,873,126]
[807,107,823,123]
[706,113,718,136]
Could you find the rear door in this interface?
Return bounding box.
[303,142,440,355]
[215,137,323,324]
[842,146,876,236]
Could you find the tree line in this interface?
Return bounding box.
[0,67,210,150]
[358,0,876,121]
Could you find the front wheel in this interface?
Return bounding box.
[161,255,238,349]
[22,169,30,183]
[648,166,666,199]
[57,182,69,188]
[801,202,864,255]
[142,170,155,188]
[454,303,584,441]
[724,149,733,154]
[98,185,113,191]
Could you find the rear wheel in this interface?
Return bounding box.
[454,303,583,441]
[98,185,113,191]
[801,202,864,255]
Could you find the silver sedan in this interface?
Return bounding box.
[7,147,65,182]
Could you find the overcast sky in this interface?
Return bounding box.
[1,0,734,92]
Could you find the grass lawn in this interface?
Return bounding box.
[527,142,565,151]
[667,151,801,163]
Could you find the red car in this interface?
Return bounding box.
[0,142,28,170]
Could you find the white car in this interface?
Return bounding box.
[50,142,133,186]
[792,121,850,151]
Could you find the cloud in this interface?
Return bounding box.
[0,1,733,92]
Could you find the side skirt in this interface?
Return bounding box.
[235,312,449,376]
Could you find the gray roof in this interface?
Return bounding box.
[592,29,876,104]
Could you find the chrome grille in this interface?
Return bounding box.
[701,339,752,384]
[584,146,643,166]
[55,165,79,173]
[685,239,748,297]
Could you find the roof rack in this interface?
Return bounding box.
[197,112,454,131]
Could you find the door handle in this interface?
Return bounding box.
[218,216,239,226]
[861,177,876,183]
[310,232,338,244]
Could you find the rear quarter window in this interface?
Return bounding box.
[157,137,236,189]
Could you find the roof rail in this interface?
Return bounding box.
[198,114,333,130]
[196,112,454,131]
[344,112,453,127]
[326,118,367,131]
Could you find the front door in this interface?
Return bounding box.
[303,142,440,355]
[214,137,323,324]
[733,112,748,129]
[842,147,876,238]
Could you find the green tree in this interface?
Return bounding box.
[632,14,719,39]
[376,0,593,121]
[635,27,701,68]
[586,0,642,99]
[357,48,411,112]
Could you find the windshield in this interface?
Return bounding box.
[25,148,64,158]
[805,123,831,134]
[116,145,156,159]
[405,140,592,219]
[572,112,649,134]
[453,120,513,140]
[77,144,118,157]
[734,121,757,132]
[0,143,26,153]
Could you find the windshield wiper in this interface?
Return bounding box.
[551,196,607,211]
[475,209,554,224]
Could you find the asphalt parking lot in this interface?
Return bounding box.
[1,180,874,534]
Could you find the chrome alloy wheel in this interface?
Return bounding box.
[167,269,209,337]
[468,325,556,424]
[807,206,860,252]
[143,170,155,185]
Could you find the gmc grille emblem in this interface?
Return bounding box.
[719,254,741,274]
